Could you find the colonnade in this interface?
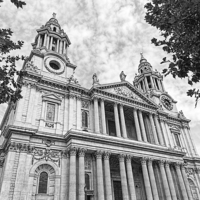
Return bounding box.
[136,76,165,93]
[37,33,67,54]
[67,147,193,200]
[93,97,165,146]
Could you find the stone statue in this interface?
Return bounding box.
[92,73,99,85]
[120,71,126,82]
[178,110,186,118]
[24,61,38,73]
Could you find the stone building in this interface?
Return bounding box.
[0,14,200,200]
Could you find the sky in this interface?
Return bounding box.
[0,0,200,154]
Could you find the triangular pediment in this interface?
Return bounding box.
[42,93,62,103]
[94,81,157,107]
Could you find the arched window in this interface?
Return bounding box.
[38,172,48,194]
[53,27,56,32]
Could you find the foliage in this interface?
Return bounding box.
[145,0,200,106]
[0,0,26,104]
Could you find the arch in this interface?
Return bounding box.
[188,178,199,200]
[29,160,59,176]
[31,163,57,198]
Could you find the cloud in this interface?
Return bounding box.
[0,0,199,155]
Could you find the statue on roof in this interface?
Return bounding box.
[52,13,56,18]
[120,71,126,82]
[93,73,99,85]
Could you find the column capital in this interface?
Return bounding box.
[95,150,103,159]
[165,160,172,167]
[126,154,132,162]
[158,159,166,166]
[61,150,69,158]
[119,154,126,162]
[174,162,183,168]
[147,157,154,165]
[141,157,148,165]
[114,101,119,106]
[93,96,99,101]
[78,148,87,157]
[68,94,75,99]
[69,146,77,156]
[103,151,111,160]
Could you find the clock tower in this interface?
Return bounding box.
[26,13,76,82]
[133,53,178,114]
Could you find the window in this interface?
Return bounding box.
[82,111,89,128]
[53,27,56,32]
[46,103,56,122]
[85,173,90,190]
[174,133,181,147]
[38,172,48,194]
[108,120,116,136]
[147,76,152,88]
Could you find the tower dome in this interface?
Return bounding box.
[138,53,152,74]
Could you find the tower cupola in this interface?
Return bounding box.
[133,53,165,94]
[31,13,71,56]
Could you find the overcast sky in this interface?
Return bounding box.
[0,0,200,154]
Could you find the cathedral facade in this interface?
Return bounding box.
[0,14,200,200]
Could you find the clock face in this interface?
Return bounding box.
[44,57,65,75]
[160,95,173,110]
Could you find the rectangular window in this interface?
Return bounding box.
[82,110,89,128]
[108,120,116,136]
[174,133,181,147]
[46,103,55,122]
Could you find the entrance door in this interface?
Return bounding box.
[113,181,123,200]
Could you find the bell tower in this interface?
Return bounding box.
[133,53,178,113]
[24,13,76,82]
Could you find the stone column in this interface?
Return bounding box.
[181,164,193,200]
[103,152,112,200]
[165,161,177,200]
[160,80,165,92]
[138,110,147,142]
[44,34,47,47]
[76,96,82,130]
[78,148,86,200]
[59,40,63,54]
[119,154,129,200]
[141,157,153,200]
[94,98,100,133]
[63,41,66,54]
[56,39,60,52]
[96,151,105,200]
[149,113,159,144]
[114,103,121,137]
[158,79,163,91]
[182,126,192,156]
[186,127,198,156]
[119,104,127,138]
[158,160,172,200]
[100,99,107,135]
[150,76,154,89]
[133,108,142,141]
[144,77,149,91]
[126,155,137,200]
[46,35,50,49]
[165,122,174,147]
[68,95,74,130]
[68,147,77,200]
[37,34,41,48]
[154,115,164,145]
[147,158,159,200]
[175,163,188,200]
[49,36,53,50]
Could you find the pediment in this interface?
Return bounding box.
[95,81,157,107]
[42,93,62,103]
